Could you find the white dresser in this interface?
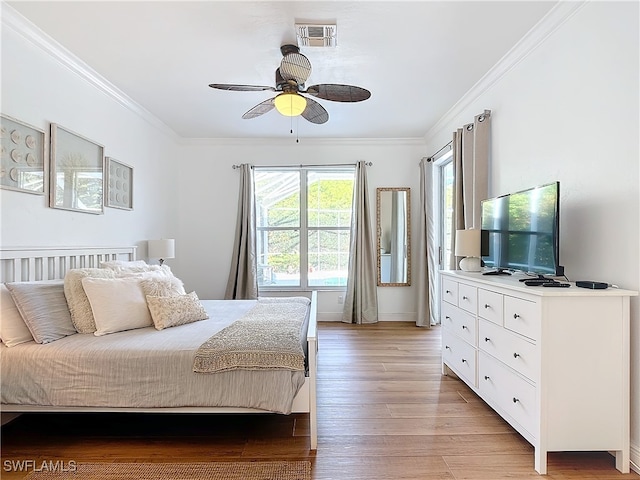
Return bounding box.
[440,270,637,474]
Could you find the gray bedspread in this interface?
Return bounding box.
[0,300,307,414]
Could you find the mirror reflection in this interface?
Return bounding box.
[377,187,411,286]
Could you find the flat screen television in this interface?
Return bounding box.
[480,181,561,276]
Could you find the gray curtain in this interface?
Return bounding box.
[224,164,258,300]
[416,157,436,327]
[343,161,378,324]
[450,110,491,269]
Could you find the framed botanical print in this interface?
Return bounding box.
[1,114,46,195]
[105,157,133,210]
[50,124,104,214]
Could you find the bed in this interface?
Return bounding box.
[0,246,318,450]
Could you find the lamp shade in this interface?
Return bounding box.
[454,229,481,257]
[148,239,175,260]
[274,92,307,117]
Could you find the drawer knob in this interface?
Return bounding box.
[513,313,520,319]
[513,397,519,403]
[484,337,491,342]
[513,352,520,358]
[484,303,490,309]
[445,316,451,320]
[484,375,490,380]
[446,290,451,294]
[462,295,468,300]
[462,325,468,330]
[445,345,451,350]
[461,358,467,363]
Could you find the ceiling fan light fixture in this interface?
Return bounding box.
[274,92,307,117]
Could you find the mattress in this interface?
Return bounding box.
[0,300,307,414]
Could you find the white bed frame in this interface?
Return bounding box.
[0,246,318,450]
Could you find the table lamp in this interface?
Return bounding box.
[455,229,481,272]
[148,239,175,266]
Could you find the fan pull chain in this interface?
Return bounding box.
[296,116,300,143]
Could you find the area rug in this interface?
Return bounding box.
[24,461,311,479]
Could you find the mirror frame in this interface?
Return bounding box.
[376,187,411,287]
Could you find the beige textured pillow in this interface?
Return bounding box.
[146,292,208,330]
[81,277,153,336]
[0,284,34,346]
[64,268,116,333]
[139,275,186,297]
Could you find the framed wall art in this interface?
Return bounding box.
[105,157,133,210]
[50,124,104,214]
[1,114,46,195]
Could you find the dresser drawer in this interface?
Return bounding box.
[442,301,477,346]
[478,319,538,382]
[504,296,540,341]
[458,284,477,315]
[442,278,458,306]
[442,328,477,387]
[478,289,504,325]
[478,352,536,437]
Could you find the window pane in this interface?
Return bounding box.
[307,171,354,228]
[442,161,454,268]
[307,229,350,287]
[257,229,300,287]
[255,171,300,228]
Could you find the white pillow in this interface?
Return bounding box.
[64,268,116,333]
[0,284,34,347]
[100,260,148,270]
[146,292,208,330]
[81,277,153,336]
[140,275,186,297]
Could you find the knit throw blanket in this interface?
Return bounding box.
[193,297,310,374]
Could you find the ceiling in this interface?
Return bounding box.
[6,1,557,140]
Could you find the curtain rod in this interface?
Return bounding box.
[232,162,372,169]
[425,141,452,162]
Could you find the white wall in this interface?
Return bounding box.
[0,13,179,255]
[424,1,640,468]
[174,139,425,320]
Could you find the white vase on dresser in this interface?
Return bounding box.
[440,270,637,475]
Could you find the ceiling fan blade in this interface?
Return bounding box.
[304,84,371,102]
[301,97,329,124]
[280,52,312,85]
[242,98,276,119]
[209,84,276,92]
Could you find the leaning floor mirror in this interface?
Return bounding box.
[376,187,411,286]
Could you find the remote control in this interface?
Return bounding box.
[542,282,570,287]
[524,279,557,286]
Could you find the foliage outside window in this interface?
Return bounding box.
[255,167,355,289]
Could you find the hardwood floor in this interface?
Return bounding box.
[1,322,638,479]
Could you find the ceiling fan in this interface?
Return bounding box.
[208,44,371,125]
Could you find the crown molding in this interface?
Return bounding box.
[1,4,179,141]
[424,0,587,143]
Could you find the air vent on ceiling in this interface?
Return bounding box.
[296,24,337,47]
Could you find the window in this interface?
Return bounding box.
[255,167,355,289]
[438,155,454,269]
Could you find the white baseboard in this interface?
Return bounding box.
[317,312,416,322]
